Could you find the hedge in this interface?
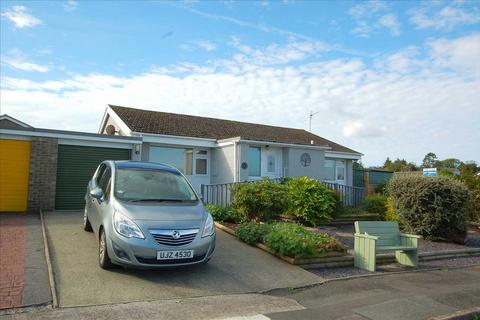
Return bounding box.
[387,175,470,243]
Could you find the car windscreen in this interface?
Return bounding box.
[114,168,198,202]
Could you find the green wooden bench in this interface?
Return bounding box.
[354,221,421,271]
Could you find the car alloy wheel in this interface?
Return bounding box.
[99,229,114,269]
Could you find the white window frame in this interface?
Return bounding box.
[336,160,346,184]
[325,158,346,185]
[194,149,209,176]
[148,145,209,177]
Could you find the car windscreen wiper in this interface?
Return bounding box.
[129,198,185,203]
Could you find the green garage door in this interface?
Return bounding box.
[55,145,131,210]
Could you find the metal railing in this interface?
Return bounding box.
[200,178,365,208]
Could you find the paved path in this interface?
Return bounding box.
[3,267,480,319]
[266,266,480,320]
[0,214,50,310]
[44,211,321,307]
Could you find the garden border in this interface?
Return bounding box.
[215,222,480,268]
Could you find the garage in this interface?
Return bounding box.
[0,139,31,212]
[55,145,131,210]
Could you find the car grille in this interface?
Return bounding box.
[149,229,199,247]
[135,253,206,265]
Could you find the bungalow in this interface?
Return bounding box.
[99,105,362,191]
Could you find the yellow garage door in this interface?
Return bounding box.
[0,139,31,212]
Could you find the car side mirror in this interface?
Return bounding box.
[90,187,104,201]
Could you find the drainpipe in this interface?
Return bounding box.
[233,141,237,182]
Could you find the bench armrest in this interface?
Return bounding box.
[355,233,378,240]
[400,233,421,239]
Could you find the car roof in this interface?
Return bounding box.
[113,161,180,174]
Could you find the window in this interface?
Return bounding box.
[95,164,106,185]
[195,150,208,175]
[325,159,336,181]
[336,160,345,181]
[149,146,193,175]
[98,166,111,199]
[248,147,261,177]
[267,154,275,173]
[149,146,209,176]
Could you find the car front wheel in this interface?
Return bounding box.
[99,228,114,269]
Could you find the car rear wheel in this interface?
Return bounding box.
[83,207,93,232]
[99,228,114,269]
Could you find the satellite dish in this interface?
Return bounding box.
[105,124,117,135]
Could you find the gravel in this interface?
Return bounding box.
[313,224,480,253]
[309,256,480,280]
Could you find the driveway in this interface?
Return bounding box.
[0,213,51,310]
[44,211,320,307]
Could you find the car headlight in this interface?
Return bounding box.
[202,213,214,237]
[113,212,145,239]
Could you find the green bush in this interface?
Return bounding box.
[467,189,480,223]
[205,204,243,223]
[387,175,470,243]
[264,223,345,257]
[235,221,273,245]
[285,177,336,225]
[363,194,388,219]
[374,181,388,195]
[231,180,287,221]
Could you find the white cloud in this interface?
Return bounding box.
[1,35,479,166]
[1,6,42,28]
[227,38,329,66]
[378,14,401,36]
[428,34,480,77]
[194,40,217,51]
[349,1,388,19]
[410,6,480,30]
[348,3,401,37]
[63,1,79,12]
[3,57,49,73]
[180,40,217,52]
[343,121,387,138]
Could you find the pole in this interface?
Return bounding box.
[309,110,319,132]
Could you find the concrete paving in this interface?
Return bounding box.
[44,211,321,307]
[0,294,304,320]
[266,266,480,320]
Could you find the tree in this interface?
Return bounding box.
[422,152,438,168]
[353,160,364,169]
[438,158,462,169]
[383,158,419,172]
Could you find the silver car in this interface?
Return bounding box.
[83,161,215,269]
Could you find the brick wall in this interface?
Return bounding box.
[28,137,58,211]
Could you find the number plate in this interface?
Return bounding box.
[157,250,194,260]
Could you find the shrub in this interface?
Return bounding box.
[374,181,388,195]
[467,189,480,223]
[235,221,273,245]
[231,180,287,221]
[285,177,336,225]
[383,197,407,230]
[264,223,345,257]
[205,204,243,223]
[387,175,470,243]
[363,194,388,219]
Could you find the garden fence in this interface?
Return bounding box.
[200,178,365,208]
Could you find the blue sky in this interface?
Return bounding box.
[1,1,479,166]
